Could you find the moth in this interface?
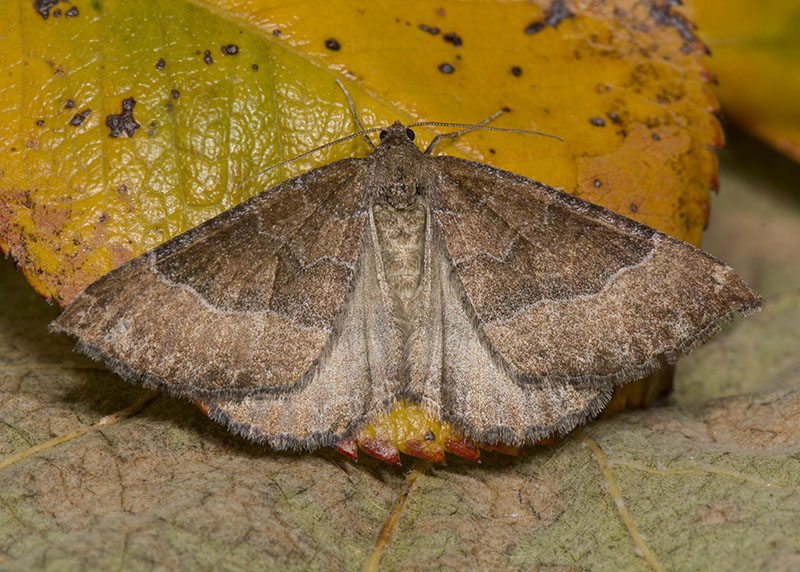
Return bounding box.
[51,111,761,457]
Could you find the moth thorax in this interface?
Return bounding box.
[374,157,424,209]
[382,179,418,209]
[372,200,427,314]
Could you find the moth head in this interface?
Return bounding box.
[376,121,419,148]
[379,125,415,143]
[373,122,429,209]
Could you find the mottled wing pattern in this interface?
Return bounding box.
[429,156,762,389]
[52,159,371,399]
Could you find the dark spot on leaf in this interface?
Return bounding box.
[171,89,180,99]
[424,431,435,441]
[652,132,661,141]
[443,32,463,46]
[489,148,496,154]
[590,117,606,127]
[155,58,165,70]
[325,38,341,51]
[65,99,75,109]
[650,2,698,44]
[221,44,239,55]
[33,0,59,19]
[99,213,107,223]
[53,8,61,17]
[36,119,44,127]
[593,179,601,188]
[524,0,574,34]
[117,184,128,196]
[595,83,612,94]
[502,106,511,113]
[69,109,91,126]
[438,62,455,74]
[203,50,213,65]
[419,24,440,35]
[524,22,544,34]
[630,203,638,213]
[251,64,259,71]
[272,29,281,36]
[46,59,65,77]
[91,0,101,13]
[65,6,78,17]
[511,66,522,77]
[105,98,139,138]
[195,50,201,55]
[607,112,621,124]
[545,0,574,26]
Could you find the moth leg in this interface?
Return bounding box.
[335,79,376,150]
[423,111,505,155]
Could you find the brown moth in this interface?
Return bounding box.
[51,119,761,454]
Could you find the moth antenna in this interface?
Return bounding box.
[412,113,563,155]
[233,101,560,193]
[336,79,376,150]
[232,127,385,193]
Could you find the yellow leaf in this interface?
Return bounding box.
[687,0,800,161]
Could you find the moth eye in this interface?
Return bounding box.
[405,128,415,141]
[379,130,388,141]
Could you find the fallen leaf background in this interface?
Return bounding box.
[1,0,799,569]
